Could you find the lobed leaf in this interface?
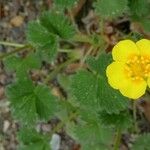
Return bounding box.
[99,111,132,130]
[94,0,128,19]
[40,11,75,39]
[4,52,41,78]
[18,128,50,150]
[54,0,78,9]
[132,133,150,150]
[6,79,57,125]
[73,121,113,150]
[71,69,128,114]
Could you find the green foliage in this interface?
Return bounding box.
[99,111,132,130]
[87,52,112,76]
[129,0,150,32]
[40,11,75,39]
[4,52,41,78]
[71,53,129,114]
[3,1,150,149]
[132,134,150,150]
[6,78,57,125]
[27,11,75,62]
[140,19,150,32]
[74,121,113,150]
[27,21,58,62]
[129,0,150,19]
[18,128,50,150]
[94,0,128,19]
[54,0,78,10]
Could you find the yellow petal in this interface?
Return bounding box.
[106,62,128,89]
[119,79,147,99]
[136,39,150,56]
[112,40,139,62]
[147,77,150,88]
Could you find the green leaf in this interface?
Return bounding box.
[6,79,57,124]
[4,52,41,78]
[57,74,71,93]
[132,134,150,150]
[27,21,58,62]
[27,21,55,47]
[87,53,112,76]
[18,128,50,150]
[40,11,75,39]
[4,56,22,72]
[71,70,97,110]
[34,85,58,121]
[97,75,129,114]
[94,0,128,19]
[129,0,150,19]
[99,111,132,130]
[71,70,128,114]
[141,19,150,32]
[54,0,78,9]
[6,79,37,124]
[73,121,113,150]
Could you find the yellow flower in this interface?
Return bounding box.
[106,39,150,99]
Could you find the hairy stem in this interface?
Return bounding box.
[44,58,77,84]
[113,128,121,150]
[0,41,24,47]
[0,45,32,60]
[51,111,77,134]
[133,101,139,133]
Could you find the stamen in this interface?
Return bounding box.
[125,55,150,81]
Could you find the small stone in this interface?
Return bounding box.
[10,16,24,27]
[0,86,5,100]
[3,120,10,133]
[50,134,61,150]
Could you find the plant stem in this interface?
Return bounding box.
[0,41,24,47]
[58,49,73,53]
[80,46,93,65]
[51,111,77,134]
[113,128,121,150]
[133,101,139,133]
[44,58,76,84]
[0,45,32,60]
[72,34,92,43]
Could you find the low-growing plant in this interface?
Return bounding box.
[0,0,150,150]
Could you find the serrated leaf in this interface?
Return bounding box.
[141,19,150,32]
[40,11,75,39]
[6,79,57,124]
[129,0,150,19]
[71,70,97,110]
[4,52,41,78]
[74,121,113,150]
[34,85,58,120]
[54,0,78,9]
[57,74,71,93]
[94,0,128,19]
[87,53,112,76]
[97,75,129,114]
[18,128,50,150]
[27,21,58,62]
[71,70,129,114]
[132,134,150,150]
[4,56,22,72]
[99,111,132,130]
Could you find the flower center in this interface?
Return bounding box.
[124,55,150,81]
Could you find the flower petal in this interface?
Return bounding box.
[112,40,139,62]
[106,62,128,89]
[119,80,147,99]
[136,39,150,56]
[147,77,150,88]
